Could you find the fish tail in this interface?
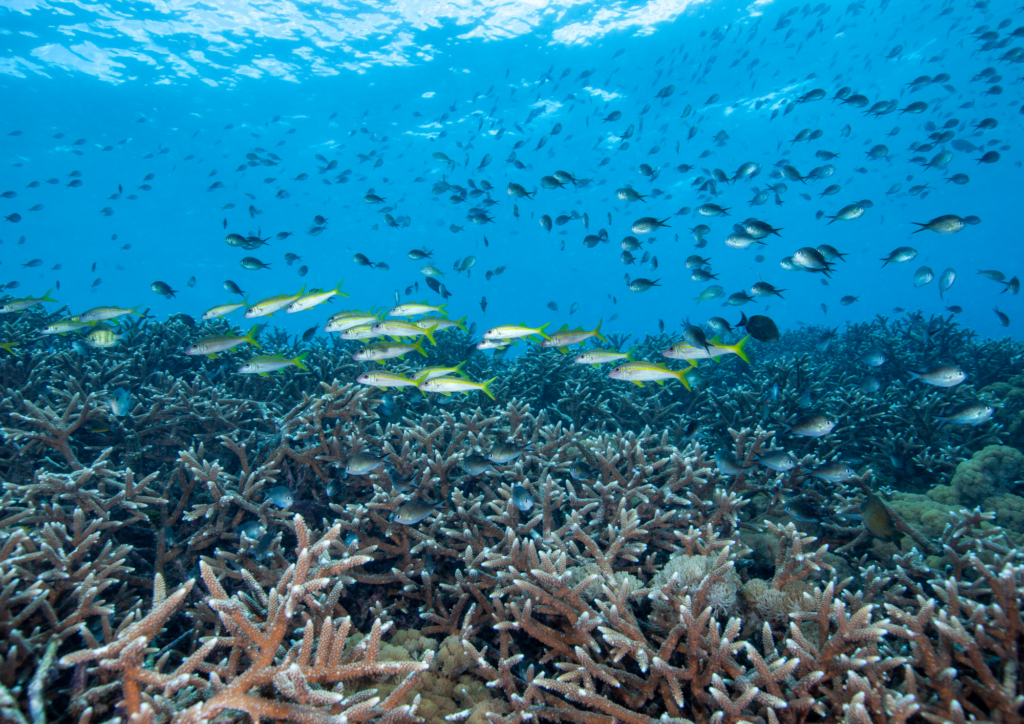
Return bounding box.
[908,371,920,382]
[731,335,752,364]
[674,369,693,391]
[129,304,146,317]
[296,284,307,296]
[593,318,606,343]
[245,325,262,350]
[423,324,438,345]
[479,376,497,401]
[626,345,638,362]
[536,322,551,340]
[0,342,18,355]
[454,360,469,377]
[292,351,309,371]
[335,279,349,297]
[454,315,468,331]
[414,339,428,357]
[41,289,57,303]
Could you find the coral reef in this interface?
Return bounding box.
[0,310,1023,722]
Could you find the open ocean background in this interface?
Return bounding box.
[0,0,1019,345]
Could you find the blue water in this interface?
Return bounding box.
[1,0,1020,347]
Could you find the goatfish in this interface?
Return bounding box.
[483,322,550,340]
[286,280,348,313]
[356,370,420,389]
[389,301,446,317]
[0,289,57,314]
[413,361,469,382]
[338,324,384,341]
[542,319,607,352]
[325,310,383,333]
[42,319,94,335]
[574,347,634,365]
[609,361,692,390]
[202,298,248,321]
[238,352,308,376]
[371,320,438,345]
[663,335,751,364]
[418,375,497,400]
[75,305,144,323]
[352,339,427,362]
[244,286,305,318]
[184,325,261,358]
[415,316,467,332]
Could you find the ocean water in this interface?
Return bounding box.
[1,0,1019,347]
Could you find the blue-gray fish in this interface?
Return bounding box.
[464,454,493,476]
[265,486,294,509]
[392,499,444,525]
[106,387,131,416]
[811,461,856,482]
[489,442,528,464]
[937,401,994,427]
[511,484,534,512]
[346,452,384,477]
[755,450,796,472]
[715,450,750,476]
[909,364,965,388]
[782,413,836,437]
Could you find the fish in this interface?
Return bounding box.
[937,401,994,427]
[860,495,902,544]
[246,286,306,318]
[609,361,692,390]
[0,290,58,314]
[352,340,427,362]
[85,327,122,348]
[392,499,445,525]
[908,364,965,388]
[105,387,132,416]
[811,461,856,482]
[237,352,308,376]
[185,325,261,358]
[511,484,534,512]
[76,305,144,323]
[419,376,496,400]
[265,486,294,509]
[357,370,419,389]
[663,335,751,364]
[736,313,779,343]
[286,281,349,313]
[715,450,750,476]
[484,323,550,341]
[782,413,836,437]
[489,442,529,464]
[755,450,797,472]
[345,452,385,477]
[463,454,493,476]
[542,320,607,351]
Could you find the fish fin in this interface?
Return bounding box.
[245,325,262,350]
[259,372,270,378]
[130,304,146,317]
[441,391,452,396]
[558,347,569,354]
[536,322,551,340]
[377,386,387,391]
[454,360,469,377]
[908,371,920,382]
[207,353,218,359]
[593,317,606,342]
[40,288,57,303]
[675,370,693,391]
[454,315,468,331]
[423,324,438,346]
[731,335,752,364]
[655,380,664,386]
[0,342,18,354]
[292,351,309,371]
[631,381,644,387]
[414,339,428,357]
[479,376,497,401]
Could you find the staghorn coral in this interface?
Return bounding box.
[0,311,1023,723]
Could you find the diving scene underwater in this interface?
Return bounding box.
[1,0,1024,721]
